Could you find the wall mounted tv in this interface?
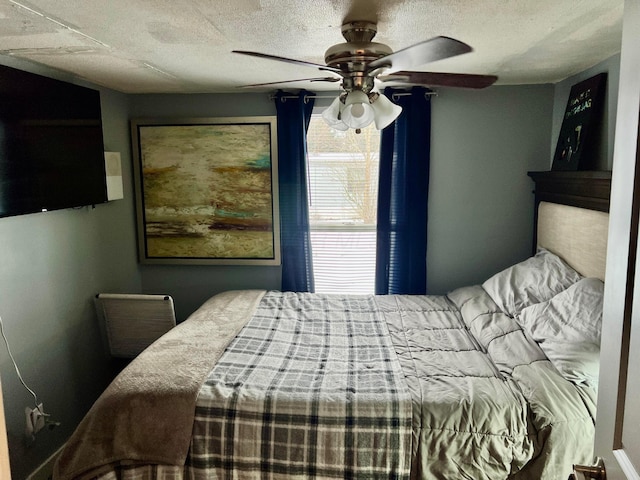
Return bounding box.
[0,63,107,218]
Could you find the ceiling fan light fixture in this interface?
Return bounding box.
[322,96,349,131]
[341,90,375,129]
[370,92,403,130]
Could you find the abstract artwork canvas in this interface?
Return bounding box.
[131,117,280,265]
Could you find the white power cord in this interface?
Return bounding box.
[0,313,41,411]
[0,313,61,441]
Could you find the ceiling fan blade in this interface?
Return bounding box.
[237,77,341,88]
[379,71,498,89]
[369,36,472,72]
[233,50,341,73]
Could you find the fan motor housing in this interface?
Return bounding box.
[324,42,392,68]
[324,42,390,92]
[325,21,393,92]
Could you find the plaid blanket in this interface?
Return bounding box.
[188,291,413,479]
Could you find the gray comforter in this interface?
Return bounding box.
[54,289,596,480]
[386,286,596,479]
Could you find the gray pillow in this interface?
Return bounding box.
[482,248,582,317]
[518,278,604,388]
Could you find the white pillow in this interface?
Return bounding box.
[518,277,604,388]
[482,249,582,317]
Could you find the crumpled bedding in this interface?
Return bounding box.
[382,286,595,480]
[54,288,596,480]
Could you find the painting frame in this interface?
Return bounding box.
[130,116,280,265]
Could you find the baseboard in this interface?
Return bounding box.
[26,443,65,480]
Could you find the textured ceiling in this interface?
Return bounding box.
[0,0,624,94]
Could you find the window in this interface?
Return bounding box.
[306,115,380,294]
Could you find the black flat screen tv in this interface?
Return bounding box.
[0,63,107,218]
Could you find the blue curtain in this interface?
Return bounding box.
[375,86,432,295]
[275,90,316,292]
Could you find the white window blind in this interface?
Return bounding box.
[306,115,380,294]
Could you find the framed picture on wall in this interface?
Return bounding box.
[551,73,607,171]
[130,116,280,265]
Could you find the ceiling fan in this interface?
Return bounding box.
[233,21,498,131]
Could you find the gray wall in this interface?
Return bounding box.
[427,85,554,294]
[426,54,621,295]
[0,53,621,478]
[0,58,140,478]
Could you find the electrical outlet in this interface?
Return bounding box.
[25,403,46,437]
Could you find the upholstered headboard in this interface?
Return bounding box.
[537,202,609,280]
[528,171,612,281]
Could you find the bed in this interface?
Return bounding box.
[53,172,611,480]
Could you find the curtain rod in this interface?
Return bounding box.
[269,91,437,103]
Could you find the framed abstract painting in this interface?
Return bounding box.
[130,116,280,265]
